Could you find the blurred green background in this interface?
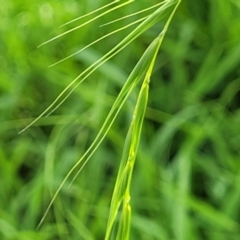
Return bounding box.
[1,0,240,239]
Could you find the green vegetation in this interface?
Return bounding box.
[1,0,240,239]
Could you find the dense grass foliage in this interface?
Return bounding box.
[1,0,240,239]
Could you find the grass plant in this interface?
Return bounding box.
[30,1,182,238]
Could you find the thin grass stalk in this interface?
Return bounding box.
[105,33,164,240]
